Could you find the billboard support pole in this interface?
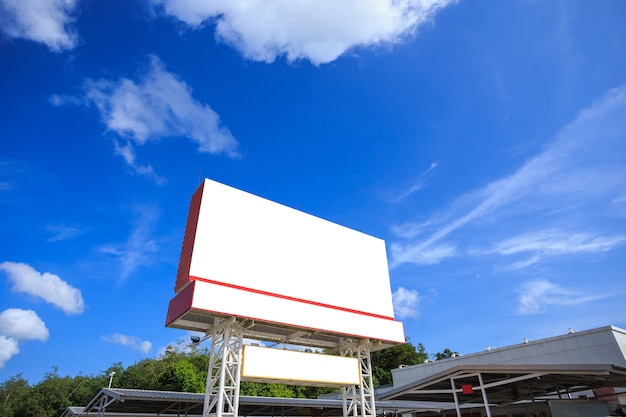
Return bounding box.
[203,317,244,417]
[341,340,376,417]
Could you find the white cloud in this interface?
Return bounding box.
[392,287,421,319]
[0,261,85,315]
[0,308,48,369]
[491,229,625,258]
[391,85,626,268]
[46,225,82,242]
[112,139,167,185]
[0,336,19,369]
[81,56,238,180]
[0,308,49,341]
[517,279,611,315]
[390,243,455,266]
[84,56,238,153]
[391,161,438,203]
[98,205,161,280]
[103,333,152,354]
[151,0,455,65]
[0,0,78,51]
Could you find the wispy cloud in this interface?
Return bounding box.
[488,229,625,269]
[0,262,85,315]
[151,0,456,65]
[0,308,49,369]
[391,85,626,268]
[53,56,239,182]
[391,161,438,203]
[391,243,456,266]
[112,139,167,185]
[392,287,421,319]
[98,205,160,280]
[516,279,612,315]
[0,0,79,51]
[83,56,238,154]
[103,333,152,354]
[46,225,83,242]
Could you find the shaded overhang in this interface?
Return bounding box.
[380,364,626,406]
[69,388,433,417]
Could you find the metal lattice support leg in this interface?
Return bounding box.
[341,341,376,417]
[203,318,244,417]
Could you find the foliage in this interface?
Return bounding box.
[433,348,459,361]
[371,338,428,386]
[0,374,29,417]
[0,340,447,416]
[240,381,295,397]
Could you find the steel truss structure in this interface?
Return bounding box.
[204,318,379,417]
[340,340,376,417]
[203,317,246,417]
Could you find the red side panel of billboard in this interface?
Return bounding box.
[174,182,204,293]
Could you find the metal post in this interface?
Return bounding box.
[450,377,462,417]
[340,341,376,417]
[477,373,492,417]
[203,318,244,417]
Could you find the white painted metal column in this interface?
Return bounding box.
[477,373,492,417]
[341,340,376,417]
[450,378,462,417]
[450,373,493,417]
[203,317,244,417]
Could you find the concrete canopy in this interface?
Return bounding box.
[380,364,626,406]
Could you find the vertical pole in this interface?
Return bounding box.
[450,378,462,417]
[203,318,244,417]
[98,397,105,417]
[341,341,376,417]
[358,343,376,417]
[477,373,492,417]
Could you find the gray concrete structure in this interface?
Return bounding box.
[392,326,626,389]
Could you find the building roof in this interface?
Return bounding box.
[380,363,626,405]
[63,388,432,417]
[391,325,626,388]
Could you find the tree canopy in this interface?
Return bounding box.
[0,341,455,417]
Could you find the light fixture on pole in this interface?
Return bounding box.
[108,371,116,388]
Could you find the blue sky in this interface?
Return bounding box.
[1,0,625,384]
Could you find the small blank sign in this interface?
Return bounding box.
[241,345,360,386]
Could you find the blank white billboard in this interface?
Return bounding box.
[241,345,360,386]
[169,179,405,343]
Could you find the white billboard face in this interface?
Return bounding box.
[168,179,405,344]
[241,345,360,386]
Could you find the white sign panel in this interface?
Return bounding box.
[241,345,360,386]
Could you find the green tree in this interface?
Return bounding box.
[158,358,205,392]
[69,373,109,406]
[371,339,428,386]
[117,359,161,390]
[291,384,338,399]
[0,339,450,415]
[0,374,30,417]
[18,367,74,417]
[433,348,459,360]
[240,381,296,397]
